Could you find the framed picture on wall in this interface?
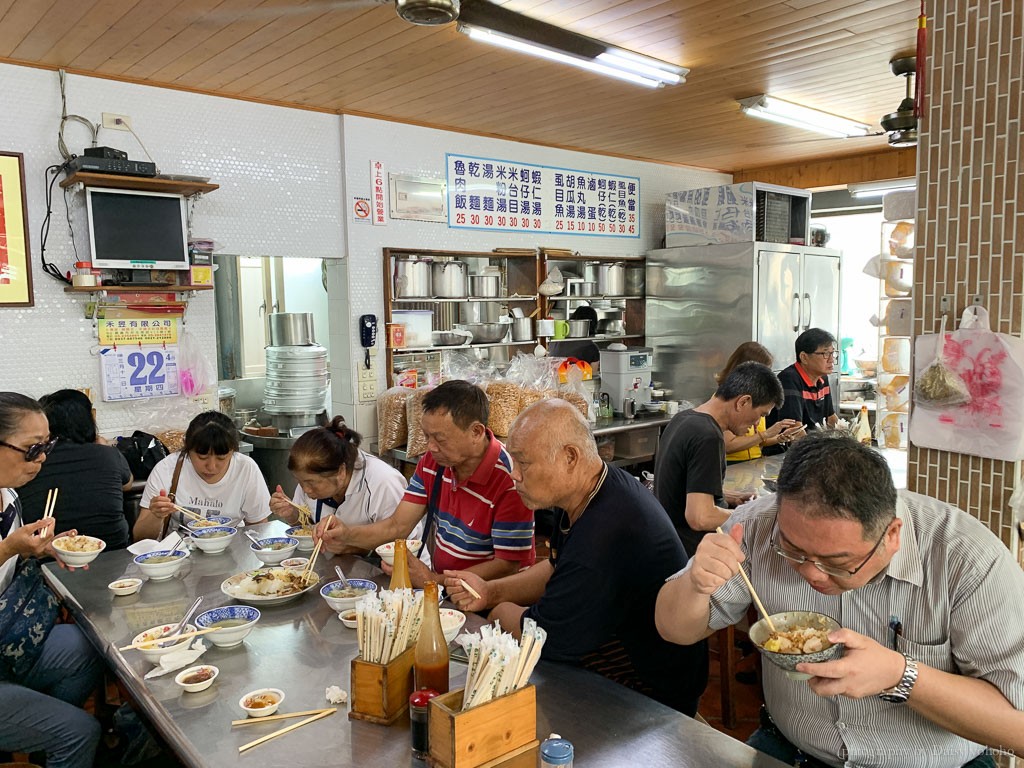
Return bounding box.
[0,151,34,307]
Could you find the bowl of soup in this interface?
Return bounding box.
[320,578,378,613]
[190,526,237,554]
[239,688,284,718]
[250,537,299,565]
[375,539,423,567]
[51,535,106,566]
[186,516,233,531]
[131,623,198,664]
[175,664,219,693]
[194,605,261,648]
[284,525,315,552]
[749,610,844,680]
[133,549,189,580]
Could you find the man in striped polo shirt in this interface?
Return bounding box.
[763,328,837,455]
[657,433,1024,768]
[316,380,535,584]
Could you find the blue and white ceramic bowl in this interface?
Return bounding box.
[284,525,315,552]
[187,516,233,530]
[250,536,299,565]
[133,549,189,580]
[190,526,237,554]
[749,610,844,680]
[320,578,378,613]
[194,605,261,648]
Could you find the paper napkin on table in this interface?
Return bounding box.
[128,531,187,557]
[325,686,348,705]
[143,640,208,679]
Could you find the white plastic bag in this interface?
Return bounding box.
[910,306,1024,460]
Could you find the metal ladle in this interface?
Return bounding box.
[334,565,351,589]
[244,531,266,549]
[161,596,203,647]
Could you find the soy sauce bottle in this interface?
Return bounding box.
[414,581,449,693]
[389,538,412,590]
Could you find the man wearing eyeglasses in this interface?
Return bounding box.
[763,328,838,455]
[655,433,1024,768]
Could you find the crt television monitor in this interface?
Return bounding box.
[86,187,190,271]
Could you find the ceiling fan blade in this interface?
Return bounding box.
[202,0,384,22]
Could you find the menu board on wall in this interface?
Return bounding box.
[446,153,640,239]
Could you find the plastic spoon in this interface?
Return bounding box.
[334,566,351,590]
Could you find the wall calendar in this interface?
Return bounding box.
[99,345,180,402]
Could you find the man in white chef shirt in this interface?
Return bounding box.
[269,418,425,556]
[134,412,270,539]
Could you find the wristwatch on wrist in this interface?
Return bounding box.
[878,653,918,703]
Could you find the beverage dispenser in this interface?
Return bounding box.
[599,346,653,415]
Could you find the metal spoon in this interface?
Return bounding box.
[334,565,351,589]
[244,531,266,549]
[161,596,203,647]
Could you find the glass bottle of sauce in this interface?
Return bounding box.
[389,539,412,590]
[414,581,449,693]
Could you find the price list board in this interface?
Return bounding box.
[446,153,640,239]
[99,345,180,402]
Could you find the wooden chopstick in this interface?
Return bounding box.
[117,626,222,651]
[459,578,482,601]
[716,527,776,632]
[172,503,204,522]
[301,517,333,583]
[41,488,58,536]
[230,708,335,727]
[237,708,335,753]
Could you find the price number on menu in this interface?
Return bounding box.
[100,345,181,402]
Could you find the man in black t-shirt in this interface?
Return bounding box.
[444,399,708,715]
[654,362,784,556]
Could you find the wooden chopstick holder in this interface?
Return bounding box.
[237,708,335,753]
[231,708,335,727]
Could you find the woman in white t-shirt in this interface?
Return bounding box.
[269,416,417,555]
[134,411,270,540]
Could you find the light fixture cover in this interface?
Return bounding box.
[847,177,916,198]
[739,95,872,138]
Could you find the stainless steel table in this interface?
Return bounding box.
[45,520,785,768]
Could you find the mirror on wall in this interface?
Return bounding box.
[214,254,330,381]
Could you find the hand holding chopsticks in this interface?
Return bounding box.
[40,488,58,537]
[300,517,333,584]
[715,526,776,632]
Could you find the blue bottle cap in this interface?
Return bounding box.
[541,737,574,765]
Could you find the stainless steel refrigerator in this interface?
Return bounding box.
[646,242,841,402]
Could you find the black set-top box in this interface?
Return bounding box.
[68,155,157,177]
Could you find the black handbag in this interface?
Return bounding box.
[0,557,60,679]
[116,431,169,481]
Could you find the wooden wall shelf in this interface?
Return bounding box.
[60,172,218,197]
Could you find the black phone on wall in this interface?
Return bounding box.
[360,314,377,369]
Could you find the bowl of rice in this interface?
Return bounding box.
[51,535,106,567]
[749,610,843,680]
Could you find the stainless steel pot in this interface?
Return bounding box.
[394,257,432,298]
[469,274,500,297]
[567,319,591,338]
[568,281,597,297]
[268,313,316,346]
[594,262,626,295]
[432,260,467,298]
[511,317,533,341]
[625,264,646,296]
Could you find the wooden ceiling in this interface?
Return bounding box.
[0,0,920,172]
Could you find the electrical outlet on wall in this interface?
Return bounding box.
[358,381,377,402]
[357,361,376,382]
[191,394,213,407]
[101,113,132,130]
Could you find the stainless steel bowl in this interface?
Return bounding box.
[432,330,471,346]
[461,323,508,344]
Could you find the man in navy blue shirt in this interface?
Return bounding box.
[445,399,708,715]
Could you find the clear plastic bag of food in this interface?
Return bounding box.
[377,387,412,452]
[914,315,971,408]
[485,381,524,437]
[405,386,434,458]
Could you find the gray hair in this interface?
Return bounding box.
[513,399,600,462]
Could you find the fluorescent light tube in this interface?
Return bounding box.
[596,49,687,85]
[847,178,916,198]
[739,95,872,138]
[460,25,666,88]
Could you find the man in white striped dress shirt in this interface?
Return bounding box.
[656,432,1024,768]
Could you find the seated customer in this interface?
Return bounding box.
[269,415,422,552]
[762,327,837,455]
[0,392,102,768]
[445,399,708,715]
[134,411,270,539]
[20,389,133,549]
[656,433,1024,768]
[315,380,535,586]
[654,362,784,556]
[716,342,802,463]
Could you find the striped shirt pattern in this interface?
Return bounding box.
[682,490,1024,768]
[402,435,535,574]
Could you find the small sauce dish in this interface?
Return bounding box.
[239,688,284,717]
[339,609,357,628]
[175,665,219,693]
[108,578,143,596]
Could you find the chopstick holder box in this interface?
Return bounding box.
[427,685,539,768]
[348,646,415,725]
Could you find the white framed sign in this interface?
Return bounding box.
[100,345,180,402]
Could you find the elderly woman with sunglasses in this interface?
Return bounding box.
[0,392,102,768]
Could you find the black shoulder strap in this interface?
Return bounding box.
[159,452,188,539]
[416,469,444,560]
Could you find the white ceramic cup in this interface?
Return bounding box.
[537,319,555,337]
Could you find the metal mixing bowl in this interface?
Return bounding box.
[461,323,508,344]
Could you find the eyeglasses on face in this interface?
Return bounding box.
[771,517,893,578]
[0,436,59,462]
[809,349,839,362]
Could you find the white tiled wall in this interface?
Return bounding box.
[0,63,343,435]
[0,62,727,441]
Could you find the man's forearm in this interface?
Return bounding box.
[481,561,553,609]
[655,571,714,646]
[909,665,1024,754]
[685,496,731,532]
[339,515,407,552]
